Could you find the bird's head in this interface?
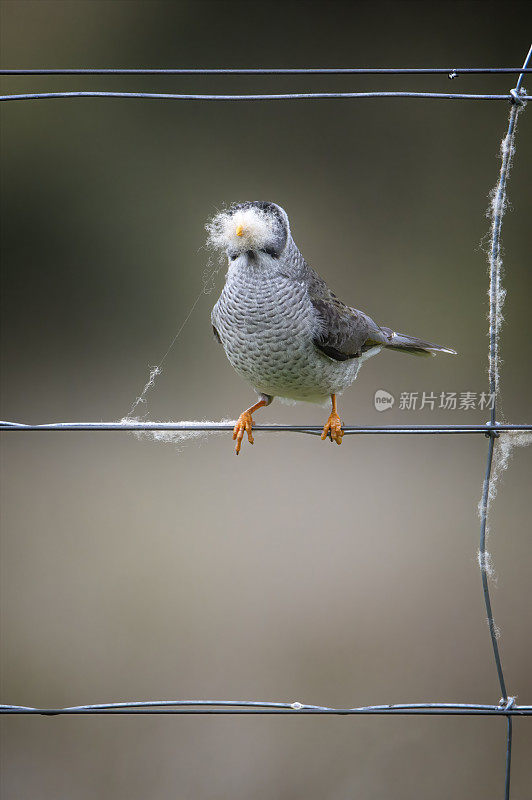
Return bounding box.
[206,201,290,262]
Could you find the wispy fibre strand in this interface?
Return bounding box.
[487,96,526,401]
[476,44,532,800]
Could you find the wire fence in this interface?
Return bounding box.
[1,422,531,435]
[1,46,531,800]
[2,66,532,74]
[1,701,531,716]
[1,64,532,103]
[3,90,532,102]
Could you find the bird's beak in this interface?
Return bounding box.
[236,225,244,237]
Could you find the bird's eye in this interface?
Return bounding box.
[260,246,277,257]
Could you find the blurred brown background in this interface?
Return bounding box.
[1,2,531,798]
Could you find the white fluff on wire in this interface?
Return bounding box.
[477,88,530,583]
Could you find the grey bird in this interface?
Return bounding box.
[208,201,456,454]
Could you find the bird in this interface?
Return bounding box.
[208,201,456,454]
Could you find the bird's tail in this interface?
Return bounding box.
[381,327,457,357]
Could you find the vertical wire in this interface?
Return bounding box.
[488,101,518,408]
[482,42,531,800]
[489,45,531,406]
[479,434,507,699]
[504,716,513,800]
[482,41,530,695]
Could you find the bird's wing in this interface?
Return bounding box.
[307,271,386,361]
[211,300,222,344]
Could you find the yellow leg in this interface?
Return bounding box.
[232,395,271,455]
[320,394,344,445]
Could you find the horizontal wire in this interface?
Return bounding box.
[2,701,531,716]
[0,422,530,435]
[2,91,531,103]
[2,67,532,76]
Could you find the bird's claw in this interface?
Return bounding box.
[233,411,255,454]
[321,412,344,445]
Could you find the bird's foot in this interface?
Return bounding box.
[321,411,344,445]
[233,411,255,454]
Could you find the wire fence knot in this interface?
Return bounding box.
[484,421,501,439]
[509,87,527,105]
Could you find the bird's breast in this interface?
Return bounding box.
[214,270,312,348]
[212,268,358,401]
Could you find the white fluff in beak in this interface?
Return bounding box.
[206,207,277,253]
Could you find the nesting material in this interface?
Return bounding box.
[206,205,278,254]
[477,96,528,587]
[486,100,525,398]
[121,418,236,449]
